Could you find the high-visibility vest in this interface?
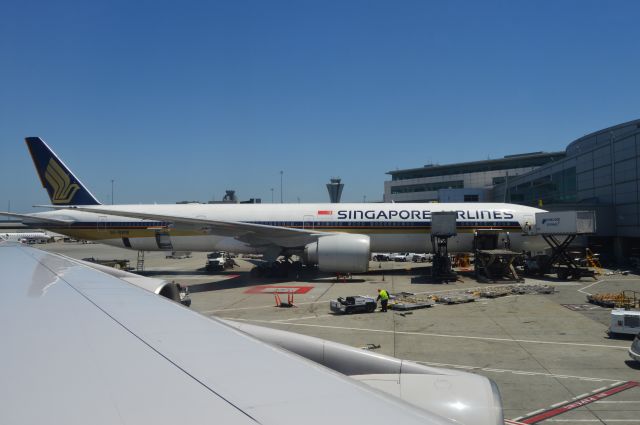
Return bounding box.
[379,290,389,300]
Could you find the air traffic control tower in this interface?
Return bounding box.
[327,178,344,203]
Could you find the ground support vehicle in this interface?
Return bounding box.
[524,254,595,280]
[524,211,597,280]
[166,251,192,259]
[178,284,191,307]
[412,253,430,263]
[82,257,131,270]
[609,309,640,336]
[630,333,640,362]
[330,296,377,314]
[391,253,412,262]
[205,251,232,271]
[371,253,390,262]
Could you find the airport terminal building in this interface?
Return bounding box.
[384,152,565,203]
[384,119,640,262]
[495,119,640,261]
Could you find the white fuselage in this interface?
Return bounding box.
[29,202,547,254]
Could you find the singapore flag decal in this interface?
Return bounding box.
[317,210,333,216]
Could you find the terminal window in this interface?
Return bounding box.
[390,180,464,194]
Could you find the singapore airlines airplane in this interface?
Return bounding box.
[2,137,546,273]
[0,241,504,425]
[0,231,51,243]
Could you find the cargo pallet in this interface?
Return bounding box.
[588,290,640,309]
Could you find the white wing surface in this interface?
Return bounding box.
[0,242,456,425]
[55,205,328,247]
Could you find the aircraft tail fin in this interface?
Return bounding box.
[25,137,101,206]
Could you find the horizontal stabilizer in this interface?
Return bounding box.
[0,211,74,225]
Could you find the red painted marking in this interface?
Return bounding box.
[317,210,333,215]
[244,285,313,294]
[517,381,639,424]
[504,420,527,425]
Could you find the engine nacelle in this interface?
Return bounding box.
[224,320,504,425]
[304,234,370,273]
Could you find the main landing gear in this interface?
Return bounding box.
[252,257,303,279]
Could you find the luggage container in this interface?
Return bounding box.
[534,211,596,235]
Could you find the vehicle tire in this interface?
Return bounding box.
[345,306,353,314]
[366,304,376,313]
[557,268,568,280]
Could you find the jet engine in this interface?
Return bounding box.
[224,320,504,425]
[304,234,370,273]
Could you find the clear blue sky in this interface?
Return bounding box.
[2,1,639,212]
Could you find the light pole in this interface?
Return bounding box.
[111,179,114,205]
[270,188,274,203]
[280,170,283,203]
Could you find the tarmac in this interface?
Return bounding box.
[40,241,640,425]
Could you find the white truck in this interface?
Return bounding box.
[609,309,640,336]
[205,251,233,271]
[391,252,412,262]
[411,253,431,263]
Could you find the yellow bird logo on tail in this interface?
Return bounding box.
[45,159,80,204]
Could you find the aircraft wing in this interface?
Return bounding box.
[56,206,329,248]
[0,242,458,425]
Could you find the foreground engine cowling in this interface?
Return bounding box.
[304,234,370,273]
[224,320,504,425]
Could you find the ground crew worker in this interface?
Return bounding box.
[376,288,389,312]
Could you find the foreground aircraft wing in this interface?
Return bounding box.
[56,206,328,247]
[0,242,461,425]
